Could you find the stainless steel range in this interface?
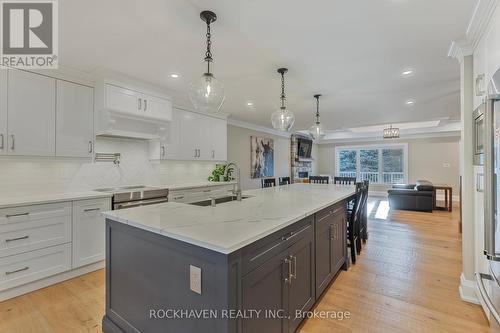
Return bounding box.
[94,185,169,210]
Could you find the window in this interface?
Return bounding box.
[336,144,407,184]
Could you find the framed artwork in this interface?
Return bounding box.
[251,136,274,178]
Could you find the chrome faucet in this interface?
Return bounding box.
[224,162,242,201]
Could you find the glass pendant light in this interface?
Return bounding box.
[188,11,225,112]
[309,94,325,140]
[271,68,295,131]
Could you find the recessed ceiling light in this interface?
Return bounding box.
[247,102,254,106]
[401,69,414,76]
[170,74,179,78]
[406,99,415,105]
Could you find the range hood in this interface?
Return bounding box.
[95,108,168,140]
[94,79,173,140]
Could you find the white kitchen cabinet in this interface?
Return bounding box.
[56,80,94,158]
[149,108,227,161]
[0,69,6,156]
[179,109,210,160]
[105,84,142,116]
[142,94,173,122]
[72,198,110,268]
[103,83,172,122]
[210,117,227,161]
[149,108,181,160]
[7,70,56,156]
[0,243,71,292]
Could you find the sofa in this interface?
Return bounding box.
[387,180,434,212]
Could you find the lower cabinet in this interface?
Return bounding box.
[315,204,346,296]
[242,223,315,333]
[72,198,111,268]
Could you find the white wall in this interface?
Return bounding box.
[227,125,291,190]
[316,136,461,193]
[0,137,216,193]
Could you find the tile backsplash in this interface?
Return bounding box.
[0,137,217,192]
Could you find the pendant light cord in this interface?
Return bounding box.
[204,21,213,74]
[280,71,286,109]
[315,95,320,124]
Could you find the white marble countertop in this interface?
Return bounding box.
[102,183,356,254]
[0,190,112,209]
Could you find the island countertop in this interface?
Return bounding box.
[102,183,356,254]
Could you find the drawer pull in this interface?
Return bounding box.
[5,212,29,218]
[6,235,29,242]
[5,266,29,275]
[203,189,211,193]
[173,196,184,200]
[84,208,101,212]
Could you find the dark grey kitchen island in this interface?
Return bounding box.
[101,183,356,333]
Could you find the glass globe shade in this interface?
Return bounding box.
[310,123,325,140]
[188,73,225,112]
[271,108,295,132]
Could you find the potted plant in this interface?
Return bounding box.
[208,164,234,182]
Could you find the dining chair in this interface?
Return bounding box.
[347,185,363,264]
[333,176,357,185]
[261,178,276,188]
[279,177,291,186]
[309,176,329,184]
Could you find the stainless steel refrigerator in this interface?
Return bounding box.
[477,66,500,331]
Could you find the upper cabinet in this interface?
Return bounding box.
[56,80,94,158]
[8,70,56,156]
[209,117,227,161]
[95,81,172,139]
[1,69,94,158]
[0,69,6,156]
[102,83,172,122]
[149,108,227,162]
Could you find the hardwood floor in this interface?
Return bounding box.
[0,199,489,333]
[299,199,489,333]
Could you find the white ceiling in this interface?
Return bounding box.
[59,0,477,131]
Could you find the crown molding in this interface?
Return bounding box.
[227,118,292,138]
[448,40,474,62]
[466,0,499,49]
[317,130,460,145]
[448,0,499,61]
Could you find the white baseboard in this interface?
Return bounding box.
[459,273,480,304]
[0,260,105,302]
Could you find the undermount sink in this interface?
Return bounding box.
[188,195,252,207]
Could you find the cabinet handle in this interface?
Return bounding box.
[88,141,93,153]
[284,258,292,284]
[0,134,3,149]
[291,255,297,280]
[10,134,14,150]
[161,146,166,157]
[144,99,147,111]
[5,212,29,218]
[84,208,101,212]
[6,235,29,242]
[212,150,215,158]
[5,266,29,275]
[138,98,142,110]
[194,149,197,158]
[173,196,184,200]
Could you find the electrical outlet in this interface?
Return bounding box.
[190,265,202,295]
